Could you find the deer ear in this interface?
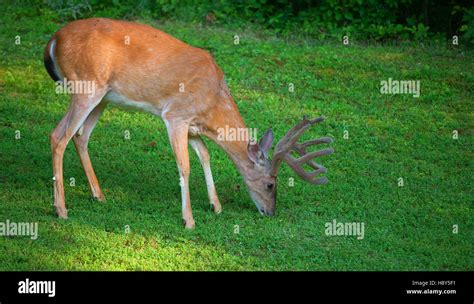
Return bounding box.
[259,128,274,158]
[247,141,261,164]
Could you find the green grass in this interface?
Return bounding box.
[0,10,473,271]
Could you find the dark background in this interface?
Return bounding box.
[5,0,474,43]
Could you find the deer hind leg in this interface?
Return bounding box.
[72,102,107,202]
[164,119,195,229]
[51,90,107,219]
[189,136,222,214]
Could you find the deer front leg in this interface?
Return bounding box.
[164,119,195,229]
[189,136,222,214]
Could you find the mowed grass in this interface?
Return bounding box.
[0,10,473,271]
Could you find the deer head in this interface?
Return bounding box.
[244,116,334,216]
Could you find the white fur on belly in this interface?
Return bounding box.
[105,91,161,116]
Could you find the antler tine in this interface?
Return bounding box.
[295,137,333,150]
[293,137,333,172]
[273,117,325,158]
[284,154,329,185]
[283,146,333,184]
[270,116,333,181]
[271,116,326,176]
[294,147,333,164]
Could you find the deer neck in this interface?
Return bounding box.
[201,95,254,178]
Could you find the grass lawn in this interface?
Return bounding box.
[0,11,473,271]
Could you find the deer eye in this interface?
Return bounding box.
[266,183,274,190]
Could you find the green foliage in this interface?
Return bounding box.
[12,0,467,42]
[460,6,474,44]
[45,0,92,21]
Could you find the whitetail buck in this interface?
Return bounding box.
[44,18,333,229]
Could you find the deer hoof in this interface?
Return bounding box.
[183,218,195,229]
[211,203,222,214]
[56,207,68,219]
[91,194,106,202]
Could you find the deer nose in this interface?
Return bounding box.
[261,208,274,216]
[257,205,275,216]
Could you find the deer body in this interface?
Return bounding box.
[45,18,333,229]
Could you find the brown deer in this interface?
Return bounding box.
[44,18,333,229]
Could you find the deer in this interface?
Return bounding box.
[44,18,334,229]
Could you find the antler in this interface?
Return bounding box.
[270,116,333,184]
